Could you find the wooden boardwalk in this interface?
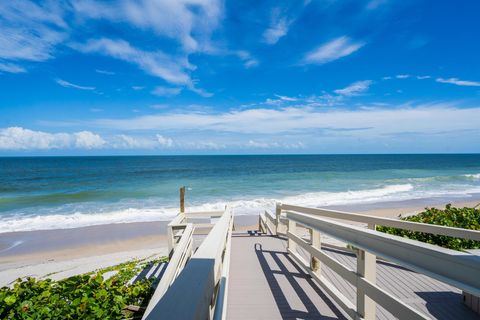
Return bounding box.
[227,232,479,320]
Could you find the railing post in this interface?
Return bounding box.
[357,223,376,320]
[275,202,281,235]
[167,225,174,257]
[310,228,321,273]
[287,218,297,251]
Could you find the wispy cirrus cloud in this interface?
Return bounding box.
[0,1,68,68]
[436,77,480,87]
[72,38,192,86]
[234,50,259,69]
[0,0,227,94]
[91,103,480,137]
[334,80,373,96]
[151,86,182,97]
[303,36,365,65]
[72,0,222,53]
[0,62,27,74]
[263,8,293,45]
[56,79,95,91]
[95,69,115,75]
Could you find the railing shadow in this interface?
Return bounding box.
[145,258,216,319]
[415,291,479,320]
[129,262,166,285]
[254,243,346,319]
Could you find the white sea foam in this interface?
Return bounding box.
[1,183,480,233]
[464,173,480,180]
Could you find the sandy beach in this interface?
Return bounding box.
[1,197,479,287]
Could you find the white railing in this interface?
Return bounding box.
[261,203,480,320]
[142,223,194,319]
[143,206,233,320]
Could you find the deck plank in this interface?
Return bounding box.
[227,233,479,319]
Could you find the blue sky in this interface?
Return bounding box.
[0,0,479,155]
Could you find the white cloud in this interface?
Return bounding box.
[0,127,105,150]
[56,79,95,90]
[243,59,259,68]
[188,85,214,98]
[0,62,27,73]
[113,134,156,149]
[0,128,181,151]
[382,76,392,80]
[396,74,410,79]
[0,1,67,65]
[247,140,272,148]
[181,141,225,150]
[246,140,305,149]
[112,134,173,149]
[156,134,174,147]
[95,69,115,75]
[436,77,480,87]
[334,80,373,96]
[274,94,298,102]
[263,8,292,45]
[151,86,182,97]
[72,0,222,53]
[72,38,191,86]
[303,36,365,65]
[235,50,259,69]
[93,103,480,137]
[73,131,106,149]
[132,86,144,91]
[416,75,431,80]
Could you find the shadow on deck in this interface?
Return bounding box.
[227,232,478,320]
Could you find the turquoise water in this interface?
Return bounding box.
[1,154,479,232]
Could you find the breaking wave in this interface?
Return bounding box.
[3,183,480,233]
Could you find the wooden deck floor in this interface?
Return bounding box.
[227,232,479,320]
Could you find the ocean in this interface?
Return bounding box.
[1,154,479,233]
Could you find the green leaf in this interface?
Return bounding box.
[4,295,17,305]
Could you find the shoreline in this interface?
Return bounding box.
[1,196,479,287]
[2,196,479,260]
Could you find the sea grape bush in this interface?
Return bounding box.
[0,257,167,319]
[377,204,480,251]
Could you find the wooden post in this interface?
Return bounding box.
[287,219,297,252]
[180,186,186,213]
[167,225,174,257]
[275,203,281,235]
[357,223,376,320]
[310,228,321,273]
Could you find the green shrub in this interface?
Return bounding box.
[377,204,480,251]
[0,257,167,320]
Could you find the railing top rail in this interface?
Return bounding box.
[286,210,480,296]
[185,210,224,215]
[280,203,480,241]
[194,206,232,260]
